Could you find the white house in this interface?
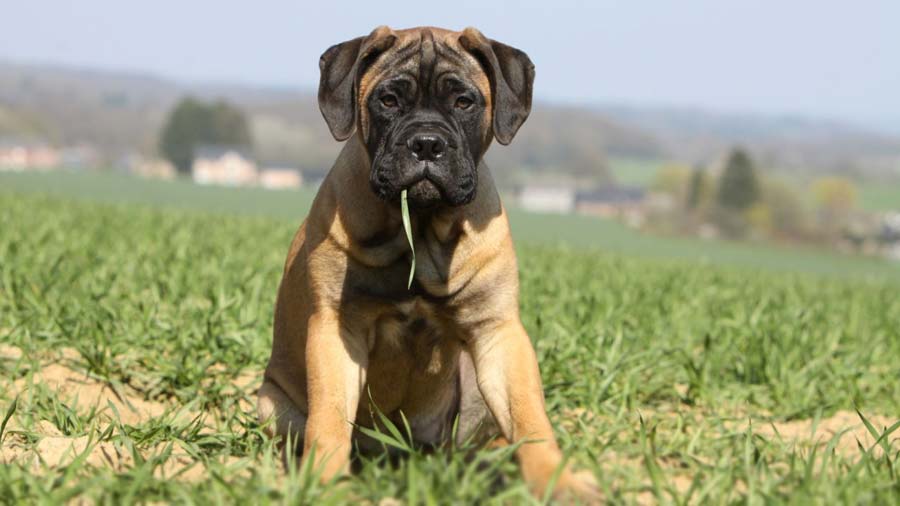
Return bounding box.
[192,145,257,186]
[259,167,302,190]
[0,139,60,171]
[518,185,576,213]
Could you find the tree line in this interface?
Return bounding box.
[649,148,864,245]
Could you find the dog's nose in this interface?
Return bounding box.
[407,134,446,161]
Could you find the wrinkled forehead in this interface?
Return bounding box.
[359,29,490,102]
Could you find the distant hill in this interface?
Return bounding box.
[599,105,900,178]
[1,61,898,183]
[0,62,178,153]
[0,61,659,183]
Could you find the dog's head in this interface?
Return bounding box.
[318,26,534,208]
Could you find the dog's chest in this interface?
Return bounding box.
[362,297,461,415]
[373,297,447,354]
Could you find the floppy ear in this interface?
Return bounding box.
[459,27,535,145]
[318,26,397,141]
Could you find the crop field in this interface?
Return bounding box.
[1,173,900,504]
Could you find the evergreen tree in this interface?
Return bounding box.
[716,148,760,211]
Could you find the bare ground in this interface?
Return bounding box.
[2,345,897,491]
[0,344,255,480]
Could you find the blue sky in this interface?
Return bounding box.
[2,0,899,133]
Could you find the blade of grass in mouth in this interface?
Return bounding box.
[401,189,415,289]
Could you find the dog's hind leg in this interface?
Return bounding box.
[455,349,502,448]
[258,379,308,453]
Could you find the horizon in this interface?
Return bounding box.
[2,1,899,135]
[1,57,892,139]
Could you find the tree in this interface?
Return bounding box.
[159,97,253,173]
[716,148,760,211]
[812,177,858,213]
[744,202,773,237]
[652,163,691,195]
[811,176,858,238]
[761,178,810,239]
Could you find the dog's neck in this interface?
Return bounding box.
[323,134,502,252]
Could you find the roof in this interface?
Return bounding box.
[575,186,645,204]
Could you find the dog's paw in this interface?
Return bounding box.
[552,469,602,505]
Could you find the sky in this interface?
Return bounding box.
[2,0,899,133]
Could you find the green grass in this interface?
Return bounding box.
[858,181,900,212]
[1,174,900,504]
[3,171,898,283]
[0,170,318,219]
[608,157,667,187]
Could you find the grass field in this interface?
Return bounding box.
[858,181,900,213]
[3,171,899,283]
[1,173,900,504]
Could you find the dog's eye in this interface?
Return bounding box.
[380,94,399,108]
[455,96,474,110]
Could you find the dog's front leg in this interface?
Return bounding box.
[469,320,599,502]
[303,310,367,481]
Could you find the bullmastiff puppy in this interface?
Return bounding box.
[258,26,599,502]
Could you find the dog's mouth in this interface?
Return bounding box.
[404,172,476,208]
[372,162,442,204]
[405,178,442,207]
[370,156,477,208]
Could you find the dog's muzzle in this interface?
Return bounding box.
[371,124,475,207]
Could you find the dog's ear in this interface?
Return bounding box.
[318,26,397,141]
[459,27,535,145]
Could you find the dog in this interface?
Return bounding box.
[257,26,598,502]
